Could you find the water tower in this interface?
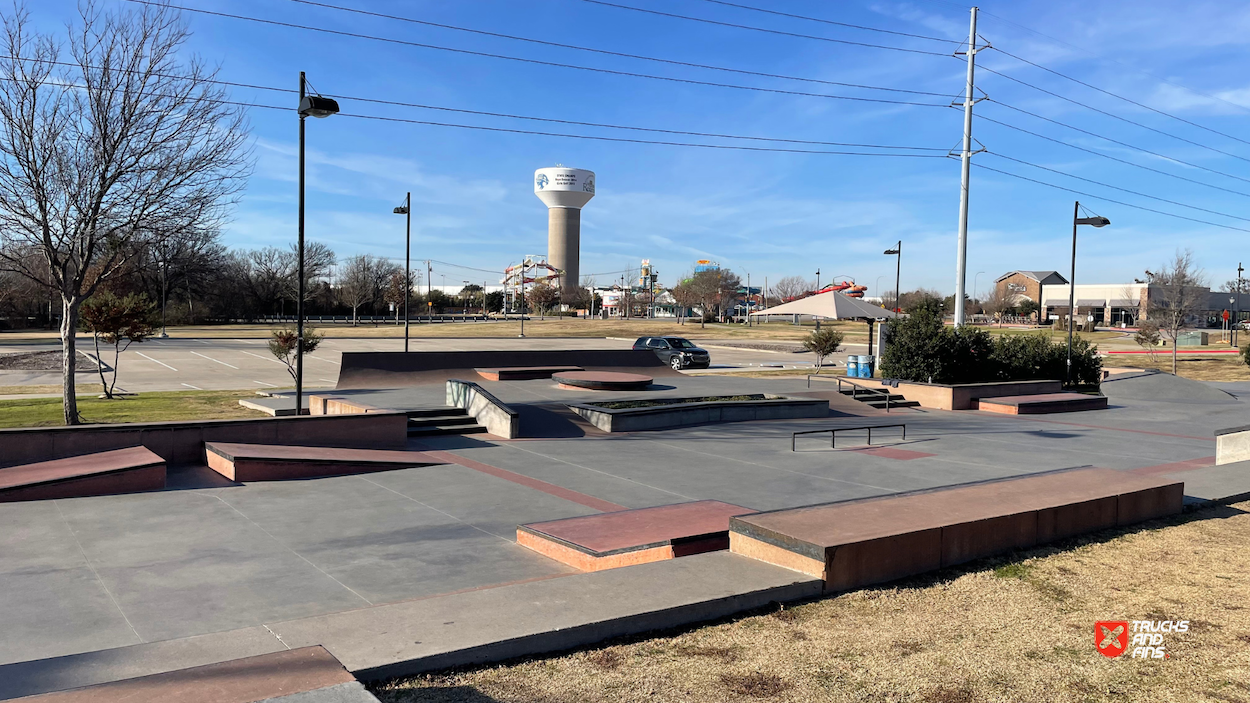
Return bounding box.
[534,166,595,302]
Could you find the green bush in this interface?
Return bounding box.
[881,302,1100,386]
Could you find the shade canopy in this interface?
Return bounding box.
[749,290,899,320]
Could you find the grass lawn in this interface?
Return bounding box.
[375,500,1250,703]
[0,384,103,395]
[1103,353,1250,382]
[0,390,266,428]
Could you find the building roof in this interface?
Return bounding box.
[995,270,1069,285]
[749,290,899,320]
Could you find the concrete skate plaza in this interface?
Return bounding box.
[1,350,1247,698]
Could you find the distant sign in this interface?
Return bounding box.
[1224,309,1231,321]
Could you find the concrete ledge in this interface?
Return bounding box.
[975,393,1108,415]
[475,366,582,381]
[568,396,829,433]
[267,552,821,680]
[204,443,444,482]
[1216,425,1250,466]
[517,500,755,571]
[858,379,1064,411]
[446,380,520,439]
[729,468,1183,591]
[0,414,409,469]
[0,447,165,503]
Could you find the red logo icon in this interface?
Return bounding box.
[1096,621,1129,658]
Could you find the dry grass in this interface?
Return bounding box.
[1103,353,1250,381]
[375,501,1250,703]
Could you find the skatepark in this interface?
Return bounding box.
[1,345,1249,701]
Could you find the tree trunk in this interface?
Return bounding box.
[93,333,111,399]
[1172,335,1178,375]
[61,297,81,425]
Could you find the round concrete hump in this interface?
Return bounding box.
[553,371,654,391]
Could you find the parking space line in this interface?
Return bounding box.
[241,350,284,364]
[193,339,212,345]
[181,383,203,390]
[254,380,278,387]
[307,356,340,365]
[319,378,337,383]
[136,352,176,371]
[191,351,238,369]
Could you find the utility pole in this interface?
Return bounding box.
[953,6,982,327]
[746,272,751,327]
[296,71,307,416]
[1236,262,1244,347]
[426,260,432,323]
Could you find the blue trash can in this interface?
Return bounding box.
[859,355,874,378]
[845,355,859,377]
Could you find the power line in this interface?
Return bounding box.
[977,113,1250,199]
[981,64,1250,163]
[577,0,952,57]
[0,54,945,151]
[974,163,1250,233]
[281,0,957,98]
[985,152,1250,223]
[988,100,1250,186]
[129,2,950,109]
[335,112,949,157]
[991,46,1250,148]
[692,0,958,44]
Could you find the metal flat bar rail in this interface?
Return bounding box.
[791,423,907,451]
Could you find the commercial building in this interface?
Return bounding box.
[994,271,1240,327]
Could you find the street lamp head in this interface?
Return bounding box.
[883,249,900,255]
[1075,216,1111,228]
[298,95,340,118]
[393,206,409,215]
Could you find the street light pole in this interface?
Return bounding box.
[295,72,338,415]
[1236,262,1244,347]
[393,193,411,351]
[884,241,901,313]
[1067,200,1111,386]
[814,268,821,331]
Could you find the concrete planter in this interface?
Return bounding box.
[569,395,829,433]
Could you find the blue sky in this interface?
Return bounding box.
[28,0,1250,295]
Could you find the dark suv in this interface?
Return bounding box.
[632,336,711,371]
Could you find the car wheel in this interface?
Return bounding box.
[670,355,683,371]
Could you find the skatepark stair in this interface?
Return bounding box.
[407,407,488,437]
[838,388,921,410]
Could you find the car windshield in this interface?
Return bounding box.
[665,338,698,349]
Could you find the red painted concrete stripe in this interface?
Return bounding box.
[845,446,936,461]
[1129,456,1217,476]
[423,450,627,513]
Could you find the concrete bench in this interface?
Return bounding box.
[729,468,1181,591]
[1216,424,1250,466]
[204,442,445,482]
[518,500,755,571]
[0,446,165,503]
[975,392,1109,414]
[475,366,583,381]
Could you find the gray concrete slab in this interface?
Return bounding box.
[269,551,821,679]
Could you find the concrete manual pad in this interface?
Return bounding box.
[268,551,821,679]
[976,392,1108,414]
[730,467,1183,590]
[517,500,756,571]
[0,447,164,502]
[204,443,445,482]
[17,646,358,703]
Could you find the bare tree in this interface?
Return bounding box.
[979,285,1016,327]
[774,275,812,302]
[337,254,377,325]
[1145,250,1208,375]
[671,279,699,325]
[0,2,250,423]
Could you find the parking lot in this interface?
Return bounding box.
[0,334,845,393]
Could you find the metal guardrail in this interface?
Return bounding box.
[791,423,907,451]
[806,375,896,412]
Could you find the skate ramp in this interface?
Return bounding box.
[337,349,679,389]
[1100,369,1238,404]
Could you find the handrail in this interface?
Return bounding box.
[807,374,895,412]
[791,423,906,451]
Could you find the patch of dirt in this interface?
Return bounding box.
[0,350,100,372]
[719,672,791,698]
